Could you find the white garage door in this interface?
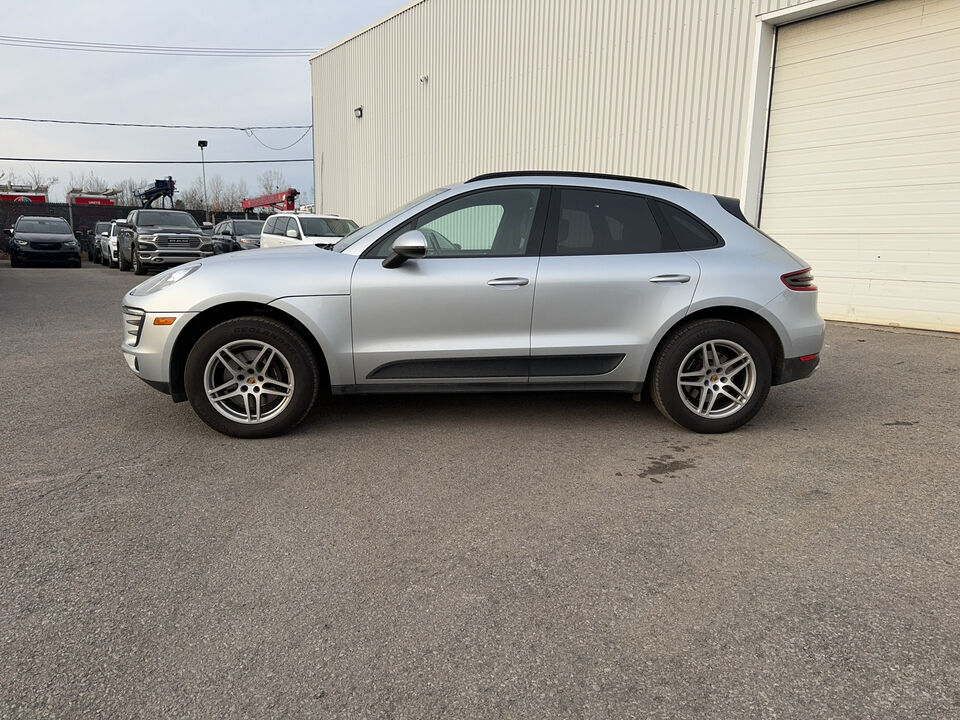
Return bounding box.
[760,0,960,332]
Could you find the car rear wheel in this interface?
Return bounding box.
[184,317,320,438]
[650,319,771,433]
[118,246,131,271]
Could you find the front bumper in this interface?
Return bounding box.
[135,249,212,266]
[10,245,81,263]
[121,308,195,397]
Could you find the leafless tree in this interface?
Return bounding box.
[257,170,287,195]
[223,179,249,211]
[207,174,226,212]
[179,176,205,210]
[25,166,58,190]
[67,171,110,192]
[117,177,151,206]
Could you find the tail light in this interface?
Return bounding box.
[781,268,817,291]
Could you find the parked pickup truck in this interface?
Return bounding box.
[117,209,213,275]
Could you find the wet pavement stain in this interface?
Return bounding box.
[616,454,697,482]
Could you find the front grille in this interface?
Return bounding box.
[122,306,145,346]
[30,242,62,250]
[155,235,201,249]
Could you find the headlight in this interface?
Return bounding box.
[13,238,28,245]
[64,240,78,247]
[129,263,201,296]
[136,234,157,243]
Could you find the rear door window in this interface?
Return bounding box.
[544,188,674,255]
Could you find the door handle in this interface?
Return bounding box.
[649,274,691,284]
[487,277,530,287]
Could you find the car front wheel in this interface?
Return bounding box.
[132,246,147,275]
[650,319,771,434]
[183,317,320,438]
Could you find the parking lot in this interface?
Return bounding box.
[1,262,958,718]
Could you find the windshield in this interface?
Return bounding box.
[331,188,448,252]
[16,218,72,234]
[94,222,111,234]
[299,217,359,237]
[137,210,199,228]
[234,220,264,235]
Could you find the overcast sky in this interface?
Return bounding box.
[1,0,404,203]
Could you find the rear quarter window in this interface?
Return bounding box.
[654,201,723,250]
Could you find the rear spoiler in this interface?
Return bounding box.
[714,195,748,224]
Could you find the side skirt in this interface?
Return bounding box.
[331,381,643,396]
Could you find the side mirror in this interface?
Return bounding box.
[286,228,300,239]
[100,231,109,237]
[222,227,233,236]
[382,230,427,268]
[3,228,12,237]
[202,221,213,229]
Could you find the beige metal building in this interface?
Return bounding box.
[310,0,960,332]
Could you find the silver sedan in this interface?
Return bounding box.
[120,172,824,437]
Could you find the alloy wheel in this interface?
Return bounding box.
[203,340,295,424]
[676,339,756,419]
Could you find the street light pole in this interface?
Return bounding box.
[197,139,209,220]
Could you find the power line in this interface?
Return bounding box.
[0,116,310,130]
[0,35,316,57]
[246,127,312,151]
[0,157,312,165]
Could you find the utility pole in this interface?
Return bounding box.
[197,139,209,220]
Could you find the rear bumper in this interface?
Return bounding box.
[775,353,820,385]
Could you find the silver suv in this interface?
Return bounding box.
[121,172,824,438]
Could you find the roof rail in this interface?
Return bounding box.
[466,170,686,189]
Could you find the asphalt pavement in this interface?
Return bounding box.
[1,262,958,719]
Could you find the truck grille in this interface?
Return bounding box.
[155,235,201,249]
[30,242,62,250]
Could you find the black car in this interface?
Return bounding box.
[211,218,265,253]
[89,221,112,263]
[5,216,82,267]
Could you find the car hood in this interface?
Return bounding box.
[15,232,75,241]
[136,225,203,235]
[125,245,358,312]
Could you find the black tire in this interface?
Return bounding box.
[132,246,147,275]
[118,244,131,271]
[70,258,82,268]
[10,255,21,268]
[649,319,772,434]
[109,256,119,269]
[183,316,321,438]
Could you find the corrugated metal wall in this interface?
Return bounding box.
[310,0,816,223]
